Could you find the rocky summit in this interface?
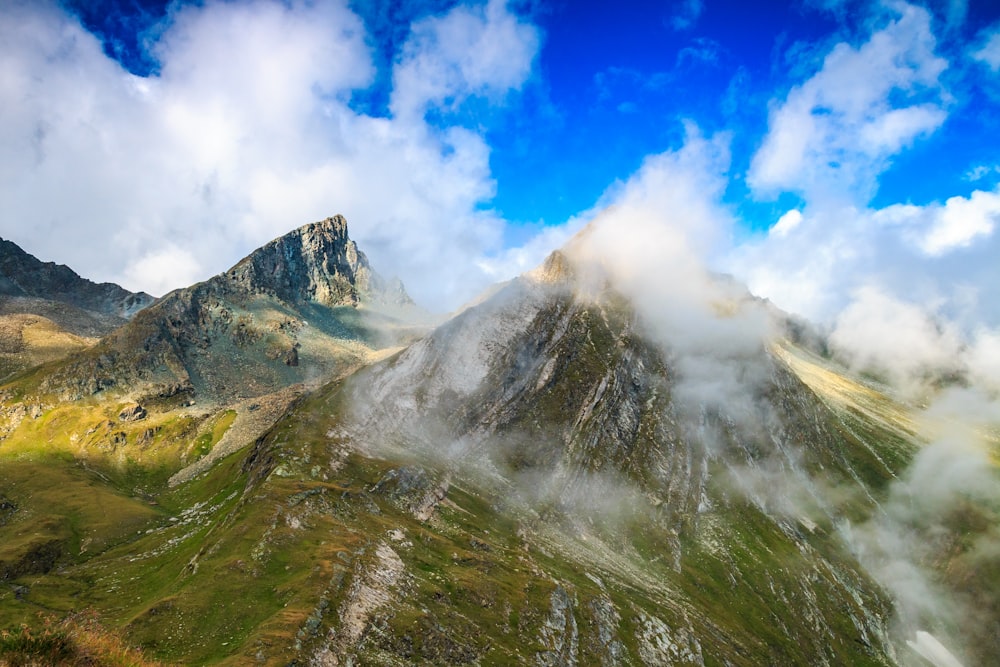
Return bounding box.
[34,216,426,404]
[0,216,995,667]
[224,214,411,308]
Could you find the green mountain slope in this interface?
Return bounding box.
[1,223,995,666]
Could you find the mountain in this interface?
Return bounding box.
[0,239,155,382]
[36,215,425,404]
[0,217,995,666]
[0,237,154,323]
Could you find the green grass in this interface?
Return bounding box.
[0,311,933,665]
[191,410,236,460]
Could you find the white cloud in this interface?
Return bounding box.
[971,25,1000,71]
[965,328,1000,394]
[0,0,541,311]
[123,244,203,296]
[870,187,1000,256]
[728,187,1000,329]
[390,0,539,119]
[829,286,964,394]
[918,189,1000,255]
[730,3,1000,343]
[748,2,947,203]
[571,124,742,336]
[769,209,802,237]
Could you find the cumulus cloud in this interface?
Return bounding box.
[905,188,1000,255]
[748,2,947,203]
[722,1,1000,377]
[0,0,541,311]
[390,0,539,119]
[769,209,802,237]
[572,123,734,305]
[729,185,1000,330]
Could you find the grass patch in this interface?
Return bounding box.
[0,611,166,666]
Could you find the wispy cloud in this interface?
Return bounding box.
[670,0,704,31]
[971,23,1000,71]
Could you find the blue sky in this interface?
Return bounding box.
[2,0,1000,381]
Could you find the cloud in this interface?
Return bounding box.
[828,286,964,394]
[912,189,1000,255]
[578,122,733,277]
[729,185,1000,329]
[945,0,968,30]
[971,24,1000,71]
[122,244,203,297]
[474,216,588,284]
[568,125,786,428]
[0,0,541,311]
[670,0,704,31]
[389,0,539,119]
[844,381,1000,664]
[965,328,1000,394]
[748,2,947,203]
[769,209,802,237]
[964,163,1000,181]
[676,37,722,68]
[727,3,1000,389]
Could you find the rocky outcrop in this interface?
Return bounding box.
[222,215,411,308]
[118,403,147,422]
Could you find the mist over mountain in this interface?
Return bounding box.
[0,212,995,667]
[2,1,999,664]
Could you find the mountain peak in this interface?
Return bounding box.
[526,249,575,285]
[224,215,410,307]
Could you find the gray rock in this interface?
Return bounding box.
[118,403,147,421]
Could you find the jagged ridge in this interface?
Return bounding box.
[223,215,410,308]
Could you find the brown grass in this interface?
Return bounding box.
[0,611,167,667]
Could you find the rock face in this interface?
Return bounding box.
[0,238,154,320]
[38,216,423,402]
[224,215,410,308]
